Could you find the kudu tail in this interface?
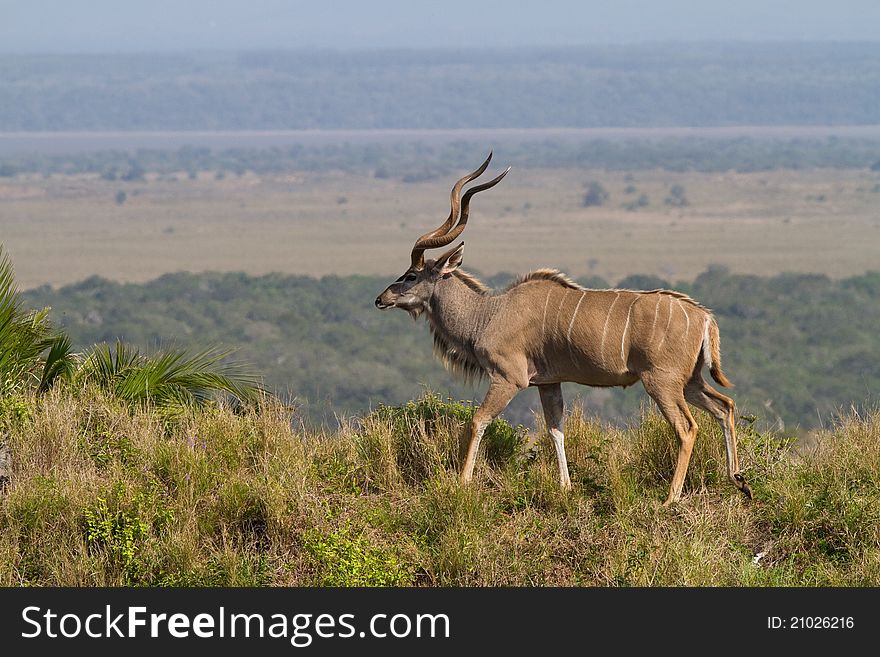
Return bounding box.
[702,316,733,388]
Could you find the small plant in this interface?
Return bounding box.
[302,526,412,586]
[82,483,175,584]
[83,496,150,575]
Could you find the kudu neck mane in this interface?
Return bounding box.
[449,268,583,297]
[425,269,590,382]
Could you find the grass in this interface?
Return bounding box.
[3,167,880,289]
[1,389,878,587]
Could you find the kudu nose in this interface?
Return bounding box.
[375,296,383,307]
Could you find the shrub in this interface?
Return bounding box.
[583,181,609,207]
[665,184,688,206]
[302,526,412,586]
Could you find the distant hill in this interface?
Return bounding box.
[3,43,880,131]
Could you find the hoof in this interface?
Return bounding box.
[734,473,753,500]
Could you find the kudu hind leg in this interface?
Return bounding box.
[685,378,752,499]
[538,383,572,490]
[643,378,699,506]
[460,381,520,484]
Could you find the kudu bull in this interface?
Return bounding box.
[375,154,751,505]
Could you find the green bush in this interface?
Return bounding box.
[82,481,175,584]
[302,526,412,586]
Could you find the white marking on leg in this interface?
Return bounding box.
[599,292,620,368]
[620,297,637,366]
[549,428,571,489]
[541,289,553,342]
[656,295,673,349]
[566,291,586,364]
[648,294,661,342]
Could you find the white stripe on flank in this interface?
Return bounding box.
[600,292,620,368]
[567,291,587,363]
[554,290,569,334]
[648,294,661,342]
[541,290,553,342]
[620,298,637,365]
[678,299,690,340]
[656,295,673,350]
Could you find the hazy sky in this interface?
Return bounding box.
[2,0,879,53]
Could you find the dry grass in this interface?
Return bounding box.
[1,389,878,586]
[3,168,880,289]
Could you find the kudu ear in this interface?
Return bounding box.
[435,242,465,277]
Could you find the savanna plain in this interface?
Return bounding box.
[3,166,879,289]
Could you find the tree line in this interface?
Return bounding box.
[4,137,880,180]
[22,267,880,431]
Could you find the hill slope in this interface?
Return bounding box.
[1,391,878,586]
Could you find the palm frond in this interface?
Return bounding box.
[38,333,76,392]
[78,340,141,389]
[2,246,267,407]
[0,246,56,392]
[78,341,266,410]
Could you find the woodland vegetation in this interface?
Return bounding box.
[21,267,880,431]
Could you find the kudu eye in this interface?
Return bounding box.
[404,273,417,282]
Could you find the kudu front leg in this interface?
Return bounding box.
[538,383,572,489]
[460,380,520,483]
